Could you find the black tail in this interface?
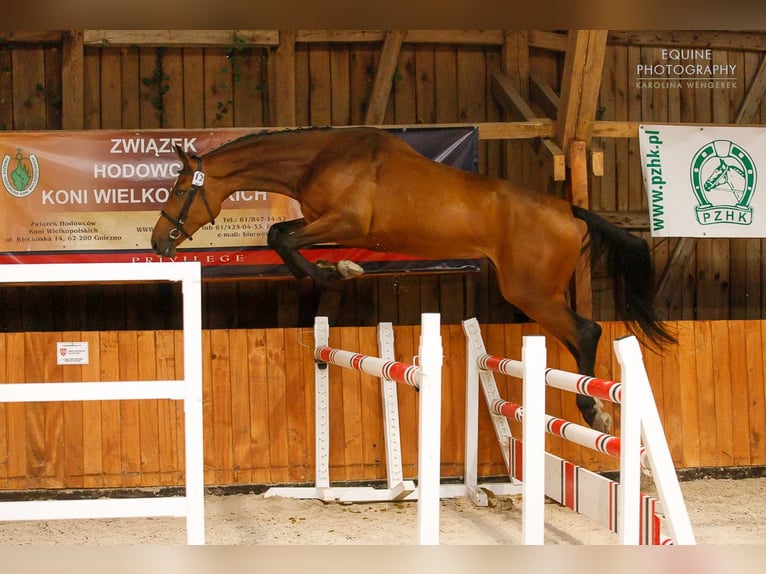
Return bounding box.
[571,205,676,347]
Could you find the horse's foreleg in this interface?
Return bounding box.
[267,218,364,287]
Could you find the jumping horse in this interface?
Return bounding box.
[151,127,676,432]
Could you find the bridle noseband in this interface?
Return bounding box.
[160,157,217,241]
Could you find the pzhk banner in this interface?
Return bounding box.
[639,124,764,237]
[0,127,479,277]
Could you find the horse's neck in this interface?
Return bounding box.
[208,132,323,201]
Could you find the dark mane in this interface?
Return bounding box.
[201,126,337,159]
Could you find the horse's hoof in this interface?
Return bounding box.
[592,411,613,434]
[337,260,364,278]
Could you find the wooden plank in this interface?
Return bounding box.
[204,48,234,128]
[284,327,310,482]
[393,325,418,477]
[43,44,62,128]
[39,332,63,487]
[209,329,233,485]
[118,331,141,487]
[99,48,122,128]
[357,326,383,480]
[245,329,270,482]
[364,30,404,125]
[309,42,332,125]
[272,30,296,127]
[84,30,279,47]
[727,321,751,466]
[693,322,718,467]
[201,331,215,484]
[746,322,766,465]
[155,330,180,485]
[79,332,103,487]
[710,321,734,467]
[161,48,184,128]
[443,324,468,476]
[99,331,122,487]
[608,30,766,52]
[136,331,159,486]
[183,48,205,128]
[265,329,289,483]
[120,47,140,128]
[228,330,252,483]
[61,30,84,130]
[23,333,45,488]
[12,45,46,130]
[0,334,7,488]
[675,322,700,468]
[5,334,25,488]
[330,44,351,124]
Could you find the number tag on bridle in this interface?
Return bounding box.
[192,171,205,187]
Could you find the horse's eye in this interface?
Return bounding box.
[175,188,186,197]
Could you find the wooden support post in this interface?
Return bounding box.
[364,30,404,125]
[570,140,592,317]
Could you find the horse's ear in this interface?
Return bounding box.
[174,144,193,171]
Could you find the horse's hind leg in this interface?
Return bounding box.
[512,297,611,432]
[267,218,364,287]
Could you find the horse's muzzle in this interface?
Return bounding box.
[151,238,177,258]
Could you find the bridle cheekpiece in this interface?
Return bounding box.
[160,156,217,241]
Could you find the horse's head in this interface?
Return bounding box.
[151,145,222,257]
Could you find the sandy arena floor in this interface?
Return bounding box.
[0,476,764,545]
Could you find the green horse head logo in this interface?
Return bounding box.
[1,148,40,198]
[690,139,755,226]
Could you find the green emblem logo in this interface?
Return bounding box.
[690,139,755,226]
[1,148,40,198]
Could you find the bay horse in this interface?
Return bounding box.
[150,126,675,432]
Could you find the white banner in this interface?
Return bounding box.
[638,124,765,237]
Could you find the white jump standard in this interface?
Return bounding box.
[462,317,696,545]
[265,313,444,545]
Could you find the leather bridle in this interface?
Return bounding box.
[160,157,217,241]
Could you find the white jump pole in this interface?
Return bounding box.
[520,335,546,545]
[416,313,443,545]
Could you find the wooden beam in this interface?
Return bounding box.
[0,31,63,43]
[529,71,559,119]
[84,30,279,47]
[61,30,84,130]
[528,31,568,52]
[608,30,766,52]
[296,30,505,45]
[554,30,609,152]
[491,69,536,121]
[364,31,404,125]
[570,140,592,316]
[589,143,604,177]
[735,55,766,123]
[491,69,565,181]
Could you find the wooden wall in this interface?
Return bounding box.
[0,319,763,491]
[1,31,766,331]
